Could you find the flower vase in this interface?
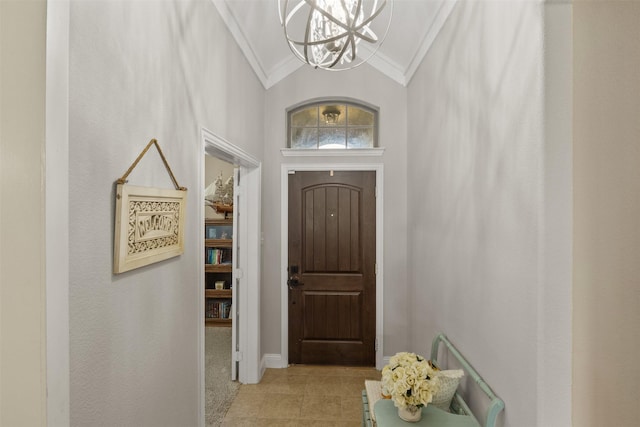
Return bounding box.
[398,405,422,422]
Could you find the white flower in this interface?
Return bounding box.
[381,352,440,409]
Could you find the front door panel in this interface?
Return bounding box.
[288,171,376,366]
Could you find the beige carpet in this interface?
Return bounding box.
[205,327,240,426]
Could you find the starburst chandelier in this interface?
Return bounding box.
[279,0,393,71]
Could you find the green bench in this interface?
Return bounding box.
[362,333,504,427]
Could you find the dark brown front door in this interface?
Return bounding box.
[288,171,376,366]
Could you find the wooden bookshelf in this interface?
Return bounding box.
[205,289,232,298]
[205,264,232,273]
[205,218,233,327]
[205,239,232,247]
[205,318,232,327]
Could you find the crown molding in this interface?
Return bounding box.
[264,55,303,90]
[211,0,269,88]
[358,43,407,86]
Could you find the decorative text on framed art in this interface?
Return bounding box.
[113,184,186,273]
[113,139,188,274]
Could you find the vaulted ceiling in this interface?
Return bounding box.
[212,0,457,89]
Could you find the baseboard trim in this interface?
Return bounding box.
[261,353,286,373]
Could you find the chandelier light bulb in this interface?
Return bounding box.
[279,0,393,71]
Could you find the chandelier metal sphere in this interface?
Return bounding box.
[279,0,393,71]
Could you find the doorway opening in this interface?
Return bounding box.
[280,163,385,369]
[203,155,238,426]
[199,128,262,424]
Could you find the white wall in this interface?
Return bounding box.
[68,1,263,424]
[406,2,570,426]
[0,1,47,425]
[262,65,409,359]
[573,3,640,426]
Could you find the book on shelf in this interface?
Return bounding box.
[205,248,232,265]
[205,299,232,319]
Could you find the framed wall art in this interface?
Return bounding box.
[113,139,187,274]
[113,184,186,273]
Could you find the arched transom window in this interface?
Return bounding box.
[287,100,378,149]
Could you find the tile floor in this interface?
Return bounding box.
[222,365,381,426]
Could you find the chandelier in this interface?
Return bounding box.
[279,0,393,71]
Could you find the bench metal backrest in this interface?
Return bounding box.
[430,333,505,427]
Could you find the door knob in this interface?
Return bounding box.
[288,274,303,288]
[287,265,303,288]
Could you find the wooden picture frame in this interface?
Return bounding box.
[114,184,187,273]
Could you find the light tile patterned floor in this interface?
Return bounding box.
[222,365,380,427]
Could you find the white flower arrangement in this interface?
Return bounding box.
[381,352,440,410]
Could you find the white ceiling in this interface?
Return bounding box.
[212,0,457,89]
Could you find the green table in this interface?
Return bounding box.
[374,400,481,427]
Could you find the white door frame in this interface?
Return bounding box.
[199,129,262,421]
[280,163,384,369]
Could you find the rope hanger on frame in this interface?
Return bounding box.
[116,138,187,191]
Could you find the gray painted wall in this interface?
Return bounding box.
[68,1,263,424]
[407,2,557,426]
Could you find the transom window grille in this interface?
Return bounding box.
[287,101,378,149]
